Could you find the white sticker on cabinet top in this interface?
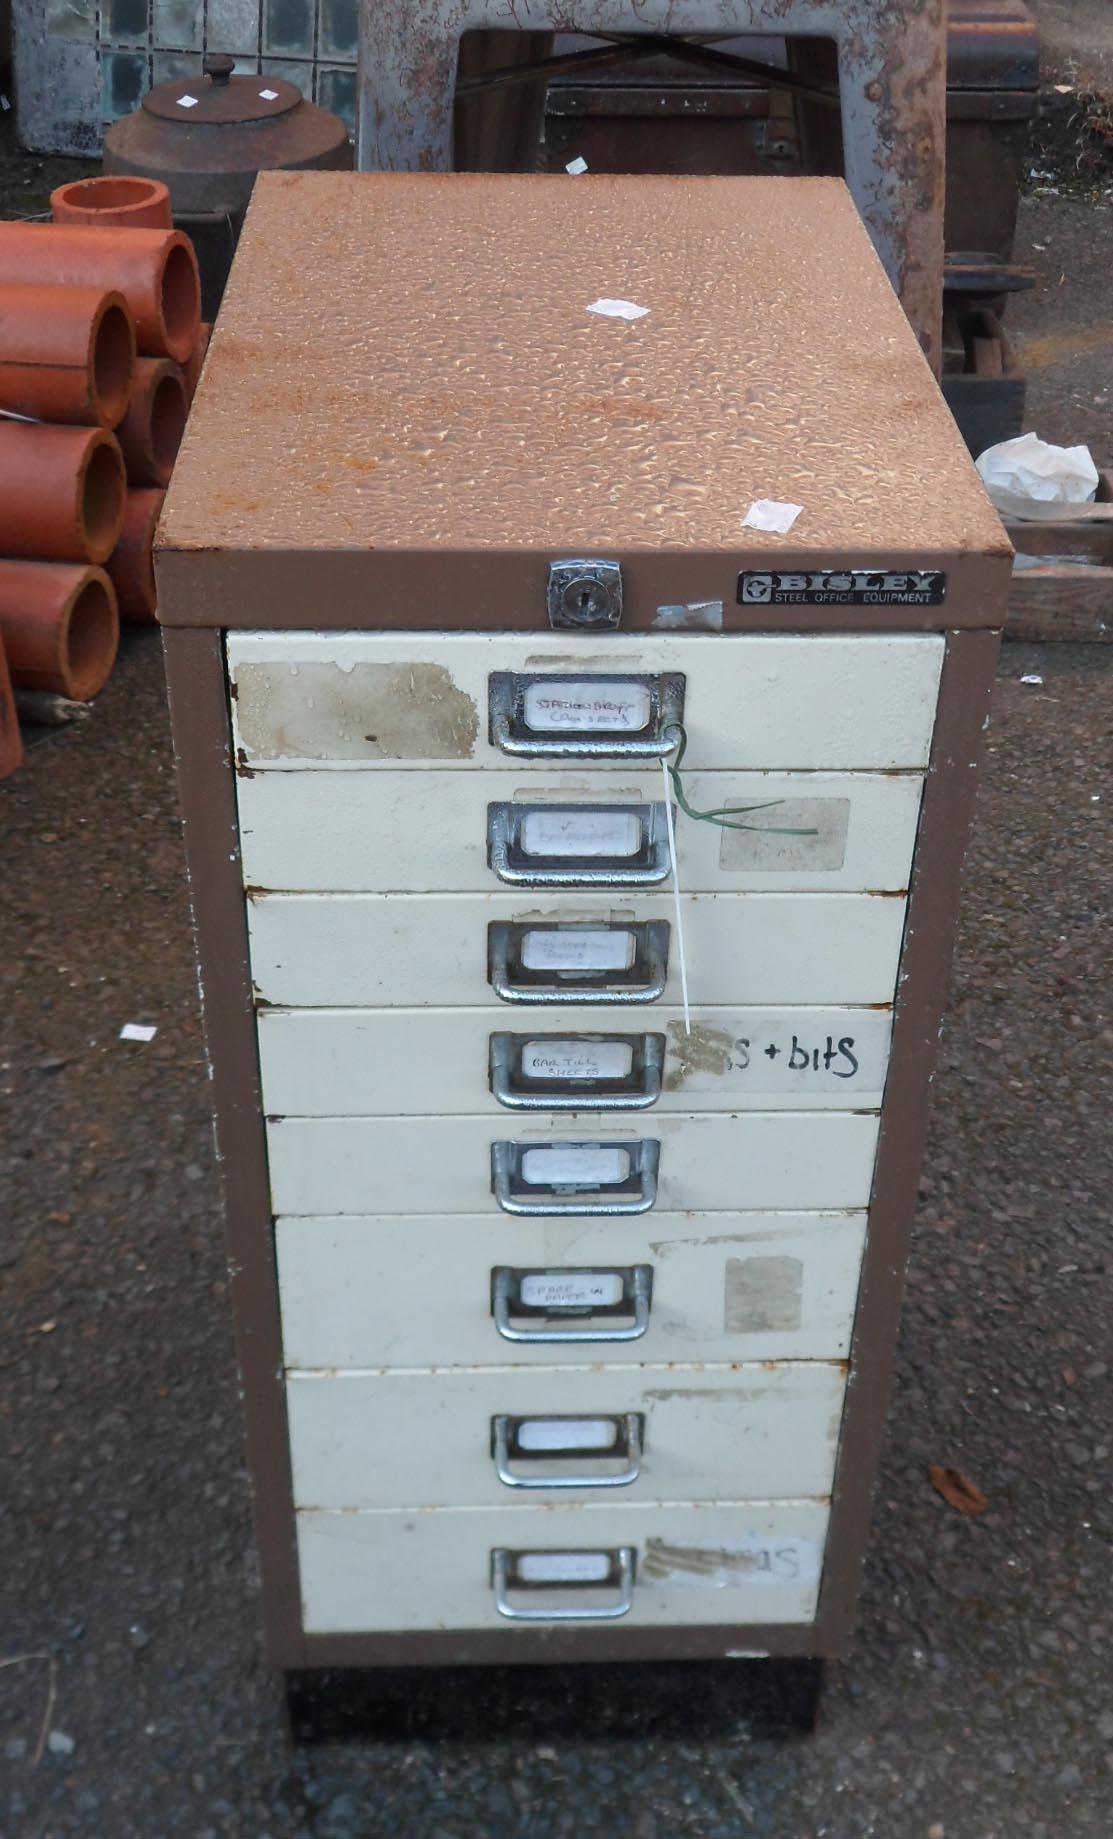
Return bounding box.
[516,1419,619,1452]
[517,1551,612,1584]
[521,929,636,973]
[521,1040,634,1082]
[520,1145,630,1187]
[518,1271,625,1310]
[523,680,652,733]
[521,810,643,858]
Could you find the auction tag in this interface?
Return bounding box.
[523,680,652,733]
[517,1418,619,1452]
[518,1551,611,1584]
[520,1144,630,1187]
[521,809,642,858]
[521,1040,633,1082]
[519,1271,625,1309]
[522,928,635,972]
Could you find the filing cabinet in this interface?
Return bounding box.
[158,169,1011,1668]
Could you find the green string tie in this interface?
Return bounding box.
[662,723,819,836]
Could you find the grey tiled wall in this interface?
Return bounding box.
[16,0,358,154]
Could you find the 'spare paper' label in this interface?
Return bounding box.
[519,1271,625,1310]
[523,681,652,733]
[521,1040,633,1082]
[521,809,642,858]
[517,1418,619,1452]
[520,1145,630,1187]
[522,928,636,973]
[518,1551,611,1584]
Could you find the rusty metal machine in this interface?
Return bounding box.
[159,170,1010,1669]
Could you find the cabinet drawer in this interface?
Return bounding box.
[236,770,923,894]
[227,631,944,772]
[265,1112,880,1216]
[286,1362,846,1509]
[257,1005,891,1116]
[297,1500,830,1632]
[276,1212,867,1368]
[247,891,908,1009]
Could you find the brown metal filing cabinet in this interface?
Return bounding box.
[158,170,1011,1669]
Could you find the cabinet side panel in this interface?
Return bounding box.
[161,626,305,1667]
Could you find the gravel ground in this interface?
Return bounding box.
[3,80,1113,1839]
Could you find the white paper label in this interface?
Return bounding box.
[523,680,652,734]
[517,1419,619,1453]
[521,810,642,858]
[519,1271,625,1309]
[520,1145,630,1187]
[521,928,636,973]
[518,1551,611,1584]
[521,1040,634,1082]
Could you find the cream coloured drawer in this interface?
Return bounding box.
[285,1361,846,1510]
[246,891,907,1009]
[275,1212,867,1368]
[236,768,923,894]
[257,1005,891,1116]
[265,1111,880,1216]
[298,1500,830,1632]
[227,630,944,772]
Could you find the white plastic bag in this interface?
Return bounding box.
[976,432,1099,521]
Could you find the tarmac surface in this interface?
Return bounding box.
[3,67,1113,1839]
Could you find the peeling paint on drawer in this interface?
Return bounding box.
[234,661,478,761]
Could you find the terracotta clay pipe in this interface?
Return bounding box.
[183,322,212,403]
[0,636,22,779]
[0,223,200,363]
[51,176,172,232]
[0,561,119,701]
[0,283,135,428]
[117,357,188,489]
[0,423,126,565]
[108,488,165,622]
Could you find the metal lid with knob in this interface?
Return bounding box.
[142,53,305,127]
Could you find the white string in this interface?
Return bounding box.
[661,757,691,1036]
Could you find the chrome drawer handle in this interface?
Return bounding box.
[491,1264,653,1343]
[489,1033,664,1112]
[489,671,685,759]
[491,1547,636,1621]
[487,802,672,889]
[490,1140,659,1217]
[488,921,670,1006]
[492,1413,645,1489]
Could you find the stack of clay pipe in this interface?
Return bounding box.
[0,177,210,782]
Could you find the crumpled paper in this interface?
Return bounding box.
[586,298,649,321]
[742,499,803,535]
[976,432,1099,521]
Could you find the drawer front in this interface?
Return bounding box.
[275,1212,868,1368]
[285,1362,846,1509]
[297,1501,829,1632]
[237,769,923,894]
[266,1112,880,1216]
[227,630,944,773]
[247,891,908,1009]
[257,1006,892,1116]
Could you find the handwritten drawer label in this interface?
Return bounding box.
[519,1271,625,1309]
[521,928,636,973]
[521,810,642,858]
[641,1536,821,1588]
[518,1551,611,1584]
[520,1145,630,1187]
[517,1418,619,1452]
[523,680,652,733]
[521,1040,634,1082]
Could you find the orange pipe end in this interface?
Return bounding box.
[0,223,201,364]
[51,176,173,232]
[183,322,212,404]
[117,357,188,489]
[108,488,165,623]
[0,561,119,701]
[0,423,127,565]
[0,636,22,779]
[0,283,136,428]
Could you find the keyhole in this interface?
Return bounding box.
[578,589,593,611]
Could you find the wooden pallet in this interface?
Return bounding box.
[1006,470,1113,642]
